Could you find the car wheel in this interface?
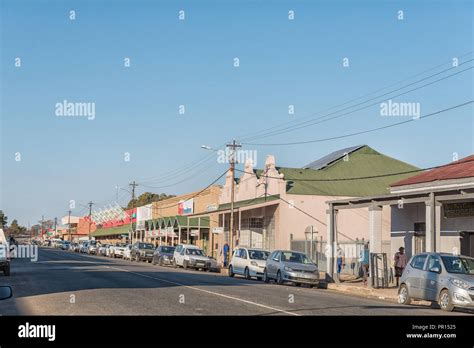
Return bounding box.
[295,283,301,287]
[257,277,262,281]
[228,265,234,277]
[439,289,454,312]
[276,271,283,285]
[244,267,251,280]
[4,264,11,276]
[397,284,412,305]
[183,260,188,269]
[263,269,270,283]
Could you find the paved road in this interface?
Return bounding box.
[0,247,467,316]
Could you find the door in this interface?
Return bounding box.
[460,232,474,257]
[405,254,428,299]
[232,249,242,274]
[267,251,280,278]
[238,249,248,274]
[423,255,442,301]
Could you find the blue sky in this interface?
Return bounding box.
[1,0,473,226]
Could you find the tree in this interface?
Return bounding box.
[0,210,7,229]
[5,219,27,237]
[126,192,175,209]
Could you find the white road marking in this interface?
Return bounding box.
[103,264,300,316]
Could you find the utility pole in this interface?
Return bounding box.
[88,202,94,240]
[129,181,138,245]
[227,139,241,259]
[67,210,72,241]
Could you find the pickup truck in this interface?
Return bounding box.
[0,229,11,276]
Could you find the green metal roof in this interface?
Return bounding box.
[91,224,131,237]
[272,146,419,197]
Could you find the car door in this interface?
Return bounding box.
[423,255,442,301]
[405,254,428,299]
[240,249,249,273]
[268,251,280,278]
[233,249,243,274]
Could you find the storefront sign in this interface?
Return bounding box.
[178,199,194,215]
[444,202,474,218]
[212,227,223,234]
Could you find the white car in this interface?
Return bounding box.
[112,243,127,258]
[123,244,132,260]
[173,244,213,270]
[229,247,270,280]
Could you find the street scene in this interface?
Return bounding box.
[0,0,473,345]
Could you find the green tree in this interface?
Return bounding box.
[0,210,7,229]
[126,192,175,209]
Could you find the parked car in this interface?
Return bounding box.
[0,229,11,276]
[398,252,474,311]
[123,244,132,260]
[80,242,89,253]
[87,240,99,255]
[229,247,269,280]
[263,250,319,287]
[61,241,71,251]
[152,246,176,266]
[112,243,127,258]
[74,242,83,252]
[106,244,115,258]
[173,244,214,271]
[98,244,110,256]
[131,242,155,262]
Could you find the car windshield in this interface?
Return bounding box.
[89,241,97,246]
[186,248,204,256]
[441,255,474,275]
[140,243,154,249]
[161,247,175,253]
[248,250,270,260]
[116,243,126,247]
[281,252,313,264]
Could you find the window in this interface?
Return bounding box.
[441,255,474,275]
[249,217,263,229]
[241,249,248,259]
[271,251,280,261]
[410,254,427,270]
[426,255,441,272]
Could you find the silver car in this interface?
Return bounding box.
[263,250,319,287]
[398,252,474,311]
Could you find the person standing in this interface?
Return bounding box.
[360,244,370,286]
[223,243,229,267]
[394,247,408,287]
[336,246,345,281]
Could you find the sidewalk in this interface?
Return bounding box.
[325,274,431,305]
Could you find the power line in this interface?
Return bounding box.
[242,100,473,146]
[141,169,229,211]
[236,51,473,142]
[241,63,473,142]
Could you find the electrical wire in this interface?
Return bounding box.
[242,99,473,146]
[241,62,473,143]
